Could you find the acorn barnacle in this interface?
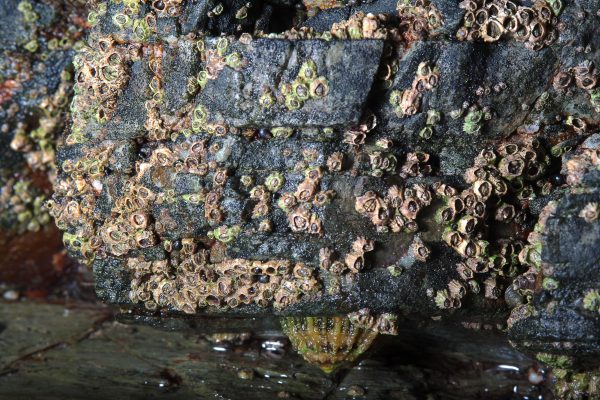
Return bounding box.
[308,214,323,235]
[495,203,516,222]
[280,316,378,373]
[259,90,276,109]
[553,71,572,91]
[327,152,344,172]
[271,127,294,138]
[298,60,318,81]
[265,172,285,192]
[579,202,599,223]
[433,182,459,198]
[309,77,329,98]
[345,251,365,273]
[355,190,380,213]
[498,155,525,179]
[285,95,303,110]
[295,180,317,202]
[411,237,430,261]
[319,247,334,270]
[343,129,366,146]
[208,225,241,243]
[252,201,270,219]
[277,192,298,213]
[463,109,484,134]
[225,52,244,70]
[434,289,454,309]
[292,82,310,101]
[249,185,269,201]
[288,207,311,232]
[313,190,335,206]
[582,290,600,313]
[352,237,375,254]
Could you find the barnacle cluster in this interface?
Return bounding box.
[456,0,560,50]
[149,0,184,17]
[552,368,600,399]
[508,200,556,311]
[144,43,168,141]
[365,146,397,177]
[47,145,113,261]
[275,165,333,236]
[107,0,158,41]
[128,249,320,313]
[278,1,443,41]
[280,60,329,111]
[400,151,433,177]
[280,316,378,373]
[397,0,444,40]
[69,37,133,144]
[462,106,492,135]
[10,70,72,176]
[553,60,600,113]
[434,136,551,309]
[537,353,600,400]
[302,0,347,13]
[328,11,394,40]
[561,137,600,186]
[197,37,246,90]
[389,61,439,117]
[347,308,398,334]
[263,12,395,40]
[0,0,88,238]
[318,237,375,278]
[0,173,50,233]
[17,1,40,53]
[355,181,433,233]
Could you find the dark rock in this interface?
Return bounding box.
[508,169,600,368]
[199,38,384,128]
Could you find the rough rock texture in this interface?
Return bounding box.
[42,0,600,384]
[509,167,600,370]
[0,0,86,288]
[199,39,384,127]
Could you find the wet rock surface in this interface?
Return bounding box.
[0,0,600,399]
[509,168,600,369]
[0,300,555,400]
[0,0,598,397]
[58,0,598,326]
[199,38,384,127]
[0,0,87,287]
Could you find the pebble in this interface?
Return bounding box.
[347,385,366,397]
[3,290,20,301]
[237,368,254,380]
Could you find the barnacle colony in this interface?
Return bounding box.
[456,0,560,50]
[434,136,552,309]
[41,0,598,380]
[389,62,440,117]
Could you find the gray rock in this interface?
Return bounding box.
[199,38,384,127]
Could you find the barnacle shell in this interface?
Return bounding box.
[280,316,378,373]
[579,202,599,223]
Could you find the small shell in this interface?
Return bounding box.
[280,316,378,373]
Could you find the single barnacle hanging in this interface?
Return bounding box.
[280,315,378,373]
